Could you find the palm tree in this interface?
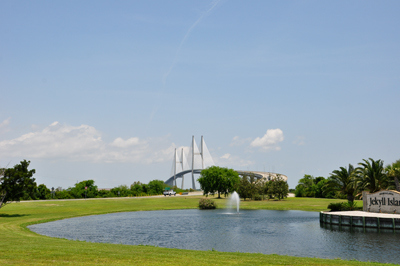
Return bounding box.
[356,158,388,193]
[326,164,356,202]
[385,159,400,191]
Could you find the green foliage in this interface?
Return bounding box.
[129,180,166,196]
[326,164,356,202]
[253,194,263,201]
[327,201,362,212]
[198,166,239,198]
[0,160,36,208]
[296,159,400,200]
[271,175,289,200]
[343,201,361,211]
[147,180,165,195]
[295,175,326,198]
[55,188,74,199]
[171,186,189,193]
[313,178,328,198]
[37,184,51,200]
[237,173,257,200]
[131,181,144,195]
[385,159,400,191]
[238,174,288,201]
[295,175,314,197]
[327,202,344,212]
[95,189,111,198]
[68,180,98,199]
[295,171,352,200]
[198,198,217,209]
[110,185,131,197]
[295,185,305,197]
[263,180,274,199]
[141,183,149,193]
[356,158,387,193]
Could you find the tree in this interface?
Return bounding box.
[55,187,74,199]
[255,178,266,199]
[237,173,257,200]
[295,175,315,197]
[37,184,51,200]
[263,181,274,199]
[385,159,400,191]
[131,181,144,196]
[313,177,329,198]
[148,180,165,195]
[198,166,240,198]
[325,164,357,202]
[294,175,332,198]
[271,175,289,200]
[0,160,36,209]
[68,180,98,199]
[110,185,131,197]
[356,158,388,193]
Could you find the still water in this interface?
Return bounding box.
[28,209,400,263]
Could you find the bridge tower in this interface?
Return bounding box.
[168,136,214,190]
[172,148,183,187]
[189,135,207,190]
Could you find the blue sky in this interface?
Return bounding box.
[1,0,399,189]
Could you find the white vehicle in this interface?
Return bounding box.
[163,189,176,196]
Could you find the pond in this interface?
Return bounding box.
[28,209,400,263]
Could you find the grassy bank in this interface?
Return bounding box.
[0,196,387,266]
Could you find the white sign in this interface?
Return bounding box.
[363,190,400,213]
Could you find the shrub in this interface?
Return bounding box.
[254,194,263,201]
[295,186,305,197]
[342,201,362,211]
[327,202,362,212]
[199,198,217,209]
[327,202,344,212]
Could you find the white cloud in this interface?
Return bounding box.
[250,128,284,151]
[293,136,305,146]
[229,136,252,147]
[110,137,142,148]
[0,118,10,130]
[220,153,230,159]
[215,153,255,168]
[0,122,174,164]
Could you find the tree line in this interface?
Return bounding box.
[39,179,168,200]
[0,160,178,209]
[295,158,400,202]
[1,161,291,209]
[198,166,289,200]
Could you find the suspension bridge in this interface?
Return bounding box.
[164,136,288,189]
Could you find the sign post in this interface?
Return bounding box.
[85,186,87,199]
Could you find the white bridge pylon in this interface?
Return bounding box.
[166,136,215,190]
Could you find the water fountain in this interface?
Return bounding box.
[228,191,240,213]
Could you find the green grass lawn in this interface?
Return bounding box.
[0,196,389,266]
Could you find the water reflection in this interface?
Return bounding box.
[28,209,400,263]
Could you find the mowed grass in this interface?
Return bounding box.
[0,196,388,266]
